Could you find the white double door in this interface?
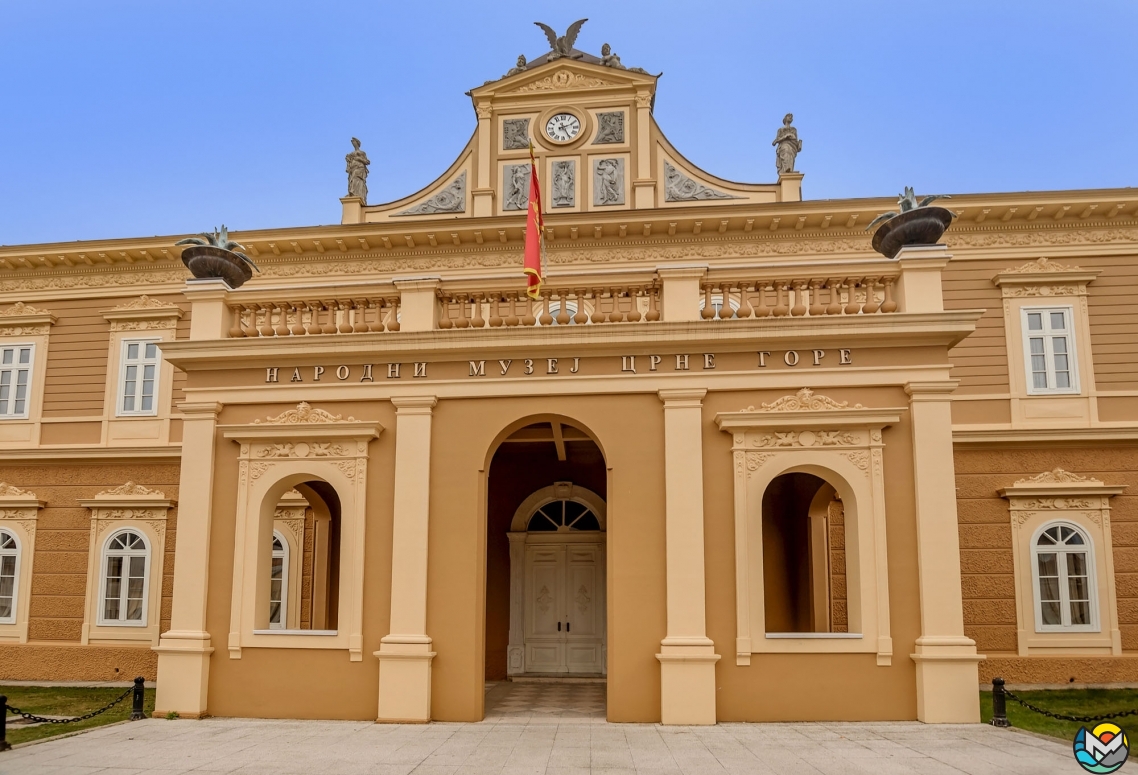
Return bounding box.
[522,538,605,674]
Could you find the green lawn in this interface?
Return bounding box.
[980,687,1138,741]
[1,685,155,746]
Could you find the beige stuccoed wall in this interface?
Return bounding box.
[201,401,396,720]
[425,394,667,722]
[704,387,922,721]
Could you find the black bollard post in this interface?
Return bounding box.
[130,677,146,721]
[989,677,1010,727]
[0,694,10,751]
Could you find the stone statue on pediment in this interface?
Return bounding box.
[772,114,802,175]
[599,43,625,69]
[346,137,370,202]
[505,54,527,78]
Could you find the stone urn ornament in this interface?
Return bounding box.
[176,225,259,288]
[866,188,954,259]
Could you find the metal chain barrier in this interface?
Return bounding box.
[0,676,147,752]
[5,684,133,725]
[989,676,1138,727]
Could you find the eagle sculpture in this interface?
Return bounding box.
[535,19,588,59]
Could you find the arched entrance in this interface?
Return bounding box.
[507,482,606,675]
[484,418,608,694]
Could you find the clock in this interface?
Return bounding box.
[545,112,581,143]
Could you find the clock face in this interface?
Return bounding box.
[545,113,581,142]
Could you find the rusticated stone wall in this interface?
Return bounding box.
[0,643,156,681]
[956,446,1138,675]
[1,463,179,646]
[829,498,847,632]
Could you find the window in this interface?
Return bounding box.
[269,532,288,629]
[118,339,161,416]
[527,499,601,532]
[1022,307,1078,395]
[0,345,34,419]
[99,530,149,626]
[0,531,18,624]
[1032,523,1096,632]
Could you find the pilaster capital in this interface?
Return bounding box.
[655,264,708,281]
[658,388,706,407]
[904,380,959,400]
[183,277,233,299]
[392,396,437,414]
[177,401,224,418]
[392,276,441,293]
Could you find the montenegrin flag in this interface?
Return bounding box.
[523,143,545,299]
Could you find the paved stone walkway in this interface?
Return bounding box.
[5,716,1078,774]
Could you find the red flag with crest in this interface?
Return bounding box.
[523,143,544,299]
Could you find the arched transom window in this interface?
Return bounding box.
[269,532,288,629]
[1033,523,1095,631]
[100,530,149,625]
[527,499,601,532]
[0,531,17,623]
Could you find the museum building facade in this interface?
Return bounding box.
[1,46,1137,726]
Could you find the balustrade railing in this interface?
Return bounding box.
[228,297,400,337]
[699,276,899,320]
[437,285,661,328]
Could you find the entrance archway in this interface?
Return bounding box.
[484,420,607,686]
[507,482,606,675]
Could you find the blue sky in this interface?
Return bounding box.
[1,1,1134,246]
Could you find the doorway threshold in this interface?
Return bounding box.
[509,673,606,684]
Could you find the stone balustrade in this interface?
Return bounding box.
[437,285,661,328]
[228,297,401,337]
[699,275,899,320]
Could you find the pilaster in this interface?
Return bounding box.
[376,396,437,722]
[906,380,982,723]
[183,278,232,341]
[895,244,951,313]
[656,388,719,725]
[656,265,707,323]
[393,277,441,332]
[154,401,222,718]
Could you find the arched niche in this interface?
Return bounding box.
[222,407,382,661]
[716,392,901,667]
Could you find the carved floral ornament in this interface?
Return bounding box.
[0,301,55,336]
[1015,468,1100,486]
[1003,256,1082,274]
[508,70,619,93]
[95,482,167,498]
[744,388,865,413]
[0,302,50,317]
[0,482,37,498]
[254,402,356,425]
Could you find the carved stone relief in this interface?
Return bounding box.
[1015,468,1100,485]
[753,430,858,448]
[398,171,467,216]
[551,161,574,208]
[746,388,865,412]
[664,162,737,202]
[593,112,624,144]
[592,158,624,206]
[509,71,617,93]
[503,119,530,150]
[503,164,531,211]
[254,402,356,425]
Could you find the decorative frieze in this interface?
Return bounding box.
[255,402,356,425]
[752,388,864,412]
[0,302,55,336]
[1015,468,1100,485]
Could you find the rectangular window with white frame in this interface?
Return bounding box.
[118,339,161,416]
[0,345,34,419]
[1022,306,1079,395]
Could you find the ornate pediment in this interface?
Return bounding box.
[507,69,622,94]
[108,295,179,311]
[1014,468,1100,486]
[0,483,37,498]
[747,388,865,413]
[97,482,167,498]
[1003,256,1081,274]
[254,402,356,425]
[0,302,50,317]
